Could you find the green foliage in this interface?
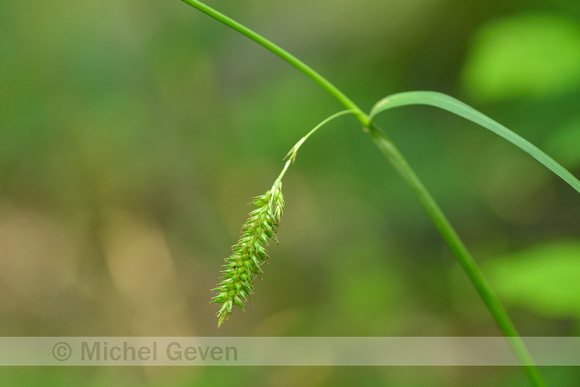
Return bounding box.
[184,1,580,384]
[3,0,579,385]
[485,241,580,318]
[462,13,580,100]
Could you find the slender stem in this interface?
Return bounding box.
[285,110,358,163]
[182,1,546,385]
[276,159,292,182]
[368,124,545,386]
[181,0,366,124]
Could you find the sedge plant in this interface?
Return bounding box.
[183,1,580,386]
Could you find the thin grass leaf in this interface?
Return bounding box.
[369,91,580,194]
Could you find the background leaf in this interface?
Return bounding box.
[461,13,580,100]
[485,241,580,318]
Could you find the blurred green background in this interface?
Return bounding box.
[1,0,580,385]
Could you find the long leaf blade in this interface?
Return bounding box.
[369,91,580,194]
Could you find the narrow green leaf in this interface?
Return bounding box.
[369,91,580,194]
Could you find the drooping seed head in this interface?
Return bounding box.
[211,181,285,327]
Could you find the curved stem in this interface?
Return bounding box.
[285,110,358,163]
[279,110,358,182]
[182,1,546,385]
[181,0,366,124]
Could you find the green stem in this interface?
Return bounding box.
[285,110,358,163]
[369,124,545,386]
[182,1,546,385]
[181,0,366,124]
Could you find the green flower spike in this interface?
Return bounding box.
[210,110,355,328]
[211,179,285,328]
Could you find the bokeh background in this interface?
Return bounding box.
[1,0,580,385]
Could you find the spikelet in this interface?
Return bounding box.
[210,111,353,327]
[211,180,284,327]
